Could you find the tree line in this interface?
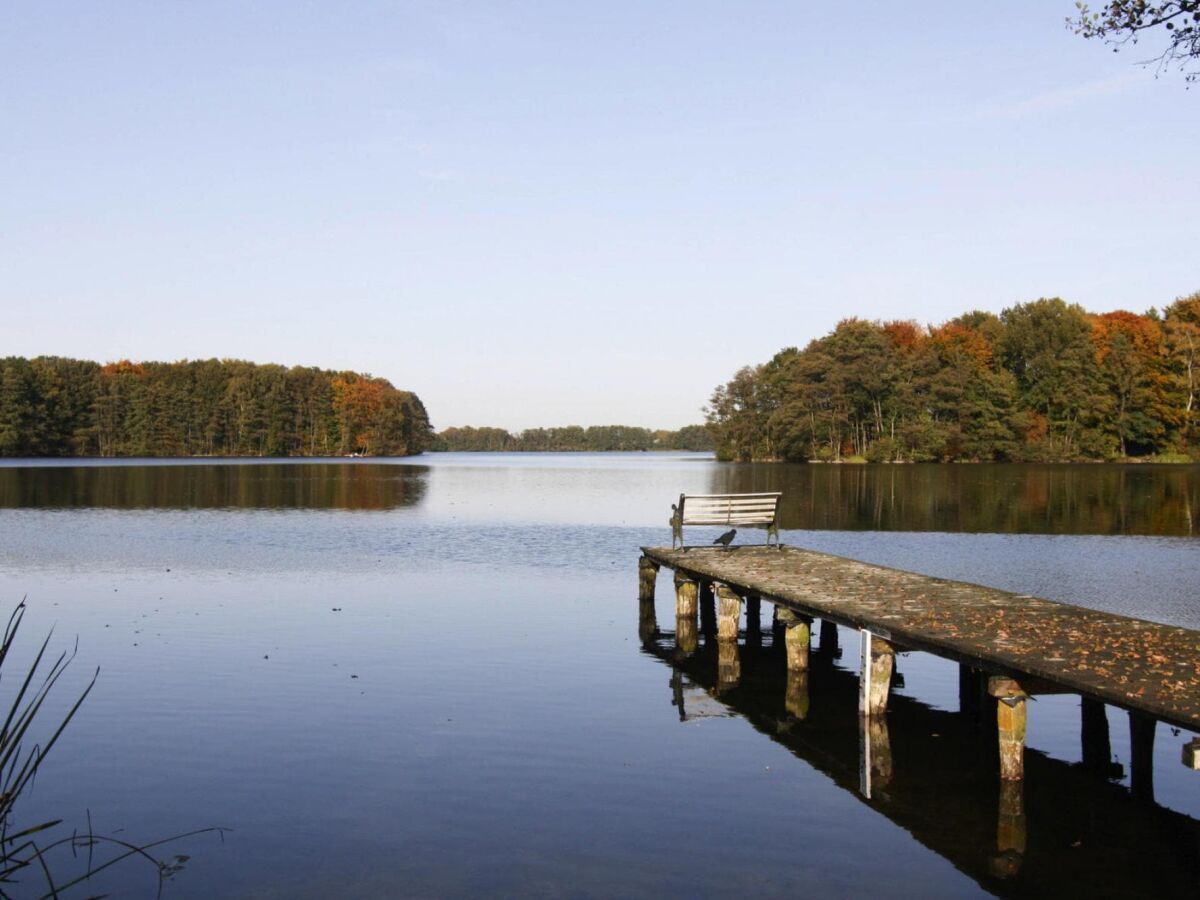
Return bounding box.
[432,424,713,452]
[0,357,432,458]
[706,293,1200,462]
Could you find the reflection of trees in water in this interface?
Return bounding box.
[0,464,430,511]
[709,463,1200,536]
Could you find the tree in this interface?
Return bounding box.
[1089,311,1173,455]
[1001,298,1105,458]
[1164,291,1200,447]
[1070,1,1200,81]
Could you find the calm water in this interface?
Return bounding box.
[1,455,1198,897]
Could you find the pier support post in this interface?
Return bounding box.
[674,572,698,619]
[637,560,659,643]
[638,556,658,602]
[819,618,839,657]
[771,605,785,639]
[673,573,698,659]
[744,594,761,648]
[1080,697,1114,776]
[989,677,1028,781]
[716,585,742,641]
[990,781,1026,878]
[958,665,985,719]
[858,630,895,717]
[1129,712,1157,802]
[777,608,811,672]
[699,581,716,640]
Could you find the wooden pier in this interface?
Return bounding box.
[638,544,1200,781]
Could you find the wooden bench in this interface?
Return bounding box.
[671,492,782,549]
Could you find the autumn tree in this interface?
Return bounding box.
[1164,291,1200,445]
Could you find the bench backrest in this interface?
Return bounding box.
[679,492,781,527]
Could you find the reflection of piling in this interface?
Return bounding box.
[717,639,741,693]
[670,668,686,721]
[676,614,698,658]
[859,710,893,798]
[639,597,658,643]
[990,780,1026,878]
[1130,712,1157,802]
[989,678,1028,781]
[785,672,809,720]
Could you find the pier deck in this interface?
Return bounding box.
[640,545,1200,731]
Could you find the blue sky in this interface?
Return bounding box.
[2,2,1197,430]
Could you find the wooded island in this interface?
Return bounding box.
[0,357,431,457]
[707,294,1199,462]
[432,424,712,452]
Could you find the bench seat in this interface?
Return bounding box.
[671,492,782,548]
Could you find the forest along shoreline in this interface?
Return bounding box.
[706,294,1200,465]
[0,357,431,458]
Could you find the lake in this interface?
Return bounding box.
[1,455,1198,897]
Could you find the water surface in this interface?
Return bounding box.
[0,455,1197,897]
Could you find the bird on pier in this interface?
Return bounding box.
[713,528,737,549]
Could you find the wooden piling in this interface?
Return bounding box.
[1129,711,1156,801]
[859,631,895,717]
[674,572,698,618]
[744,594,762,648]
[989,677,1028,781]
[1080,697,1113,776]
[958,665,985,719]
[777,608,811,672]
[716,584,742,641]
[699,581,716,640]
[638,556,658,602]
[818,618,839,657]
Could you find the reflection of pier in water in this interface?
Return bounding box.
[638,591,1200,897]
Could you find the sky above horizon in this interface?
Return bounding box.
[2,2,1197,430]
